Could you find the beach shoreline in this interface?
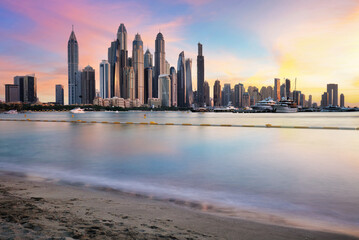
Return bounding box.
[0,172,358,240]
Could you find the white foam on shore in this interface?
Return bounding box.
[0,163,358,237]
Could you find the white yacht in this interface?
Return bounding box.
[274,99,298,113]
[70,108,85,113]
[252,98,276,111]
[4,110,18,114]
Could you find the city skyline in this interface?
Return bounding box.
[1,0,359,106]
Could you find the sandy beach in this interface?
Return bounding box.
[0,172,357,240]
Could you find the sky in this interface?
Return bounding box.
[1,0,359,106]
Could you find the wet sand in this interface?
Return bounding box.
[0,173,358,240]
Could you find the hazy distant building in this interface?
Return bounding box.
[144,49,153,68]
[321,92,329,107]
[55,84,64,105]
[197,43,205,107]
[243,92,250,107]
[327,83,338,106]
[144,67,152,104]
[204,81,210,107]
[74,71,82,104]
[99,60,110,99]
[234,83,244,107]
[293,90,301,106]
[274,78,280,101]
[124,67,135,100]
[280,83,286,99]
[267,86,274,99]
[340,93,345,107]
[68,26,79,105]
[5,84,19,103]
[81,65,95,104]
[222,84,231,107]
[300,93,305,107]
[158,74,171,107]
[185,59,193,107]
[308,95,312,108]
[14,74,37,103]
[285,79,291,99]
[170,67,177,107]
[154,32,165,98]
[132,34,144,104]
[177,51,186,107]
[213,80,221,107]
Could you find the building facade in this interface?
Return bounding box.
[274,78,280,102]
[170,67,177,107]
[327,83,338,106]
[5,84,19,103]
[204,81,210,107]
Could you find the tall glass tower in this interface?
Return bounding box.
[132,33,144,104]
[154,32,165,98]
[177,51,186,107]
[67,26,78,105]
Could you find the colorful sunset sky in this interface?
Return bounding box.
[1,0,359,106]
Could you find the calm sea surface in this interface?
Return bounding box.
[0,112,358,235]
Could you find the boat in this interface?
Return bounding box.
[321,105,342,112]
[251,98,276,111]
[274,99,298,113]
[70,108,85,113]
[4,110,18,114]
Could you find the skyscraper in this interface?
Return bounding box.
[144,49,153,68]
[203,81,210,107]
[213,80,221,107]
[321,92,329,107]
[285,79,291,99]
[5,84,19,103]
[234,83,244,107]
[55,84,64,105]
[132,33,144,104]
[100,60,110,99]
[144,67,152,104]
[108,40,120,97]
[158,74,171,107]
[170,67,177,107]
[74,71,82,104]
[185,58,193,107]
[340,93,345,107]
[327,83,338,106]
[118,24,128,99]
[280,83,286,99]
[274,78,280,102]
[197,43,205,107]
[308,95,312,108]
[14,74,37,103]
[222,84,231,107]
[125,67,135,100]
[154,32,165,98]
[177,51,186,107]
[81,65,95,104]
[68,26,79,105]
